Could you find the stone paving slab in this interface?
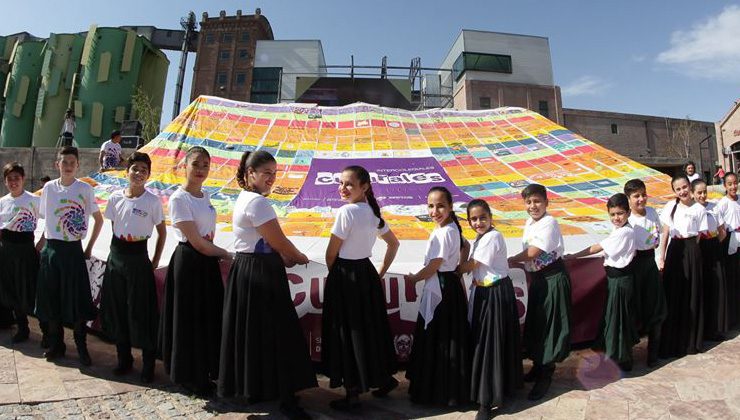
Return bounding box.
[0,323,738,419]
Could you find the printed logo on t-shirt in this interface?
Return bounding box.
[525,249,559,272]
[9,204,37,232]
[643,224,659,247]
[474,273,504,287]
[132,208,148,218]
[54,195,87,241]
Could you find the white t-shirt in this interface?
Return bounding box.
[600,224,636,269]
[233,190,277,253]
[100,140,122,169]
[424,223,460,272]
[715,195,740,232]
[659,200,709,239]
[687,173,701,183]
[62,118,75,134]
[628,207,661,251]
[703,202,723,238]
[40,179,100,241]
[104,189,164,242]
[522,214,565,272]
[331,202,390,260]
[169,188,216,243]
[471,229,509,286]
[0,191,40,232]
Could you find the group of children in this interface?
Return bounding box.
[0,145,739,420]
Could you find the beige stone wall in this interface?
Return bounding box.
[716,102,740,172]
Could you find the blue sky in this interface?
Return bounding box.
[5,1,739,125]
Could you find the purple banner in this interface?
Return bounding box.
[290,157,473,208]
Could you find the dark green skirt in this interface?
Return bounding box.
[100,238,158,350]
[631,250,667,334]
[0,232,39,312]
[523,260,572,366]
[35,239,96,323]
[593,269,639,364]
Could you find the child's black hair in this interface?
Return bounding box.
[521,183,547,200]
[606,193,630,213]
[623,179,646,197]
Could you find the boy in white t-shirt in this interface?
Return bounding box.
[36,146,104,366]
[99,130,123,171]
[566,193,638,372]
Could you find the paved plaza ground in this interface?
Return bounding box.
[0,322,739,419]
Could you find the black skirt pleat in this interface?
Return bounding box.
[218,252,317,400]
[100,241,159,350]
[469,277,523,409]
[631,252,667,334]
[659,238,703,358]
[158,242,223,387]
[701,237,729,337]
[35,240,97,323]
[406,271,471,406]
[0,238,39,313]
[593,272,639,364]
[321,257,396,392]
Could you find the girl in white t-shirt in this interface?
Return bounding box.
[159,146,231,397]
[217,151,315,419]
[566,193,638,372]
[658,173,709,358]
[404,186,470,407]
[715,172,740,327]
[99,152,166,383]
[0,162,43,344]
[691,179,729,341]
[322,165,400,411]
[507,184,571,401]
[458,199,522,419]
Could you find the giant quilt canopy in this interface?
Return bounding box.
[91,95,674,245]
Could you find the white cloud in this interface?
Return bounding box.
[631,54,646,63]
[656,5,740,81]
[561,76,611,97]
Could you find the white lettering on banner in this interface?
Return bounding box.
[315,171,445,186]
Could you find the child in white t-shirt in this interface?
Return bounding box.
[567,193,638,372]
[508,183,571,401]
[714,172,740,327]
[99,152,166,383]
[405,187,470,407]
[36,146,104,366]
[459,199,522,418]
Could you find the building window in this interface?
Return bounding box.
[611,123,618,134]
[453,52,512,81]
[239,49,249,60]
[222,32,233,43]
[538,101,549,118]
[250,67,282,104]
[219,50,231,61]
[479,97,491,109]
[235,73,247,86]
[216,72,227,86]
[241,32,250,42]
[205,33,215,44]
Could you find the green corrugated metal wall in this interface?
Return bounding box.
[0,40,44,147]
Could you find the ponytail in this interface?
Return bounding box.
[236,151,252,190]
[235,150,276,191]
[670,198,680,221]
[450,212,464,249]
[365,187,385,229]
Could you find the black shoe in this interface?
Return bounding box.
[618,361,633,372]
[140,368,154,384]
[44,344,66,361]
[12,328,30,343]
[279,402,312,420]
[329,397,361,411]
[476,405,493,420]
[40,335,50,349]
[77,344,92,367]
[523,365,541,383]
[113,357,133,376]
[371,377,399,398]
[183,381,215,398]
[528,375,552,401]
[646,357,659,368]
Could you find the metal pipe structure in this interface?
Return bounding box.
[172,11,196,120]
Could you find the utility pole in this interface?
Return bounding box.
[173,11,196,120]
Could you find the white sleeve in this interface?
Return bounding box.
[429,227,456,261]
[151,196,164,225]
[528,218,559,253]
[330,206,352,240]
[103,194,118,221]
[659,202,675,228]
[85,184,100,214]
[600,229,626,258]
[377,220,390,236]
[696,207,709,233]
[100,142,107,152]
[39,186,48,219]
[246,196,277,227]
[170,196,193,224]
[473,231,502,267]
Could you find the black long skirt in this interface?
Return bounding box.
[321,257,396,392]
[631,250,667,334]
[523,260,572,366]
[469,277,523,409]
[593,269,639,365]
[158,242,223,388]
[701,237,729,337]
[100,238,158,350]
[218,252,317,400]
[659,238,703,358]
[0,231,39,313]
[721,235,739,328]
[35,240,96,323]
[406,271,471,406]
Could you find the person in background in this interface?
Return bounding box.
[60,109,76,147]
[99,130,123,171]
[684,161,700,183]
[714,165,725,186]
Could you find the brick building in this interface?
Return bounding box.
[716,100,740,173]
[190,9,274,102]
